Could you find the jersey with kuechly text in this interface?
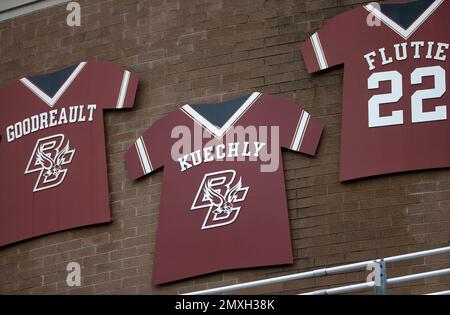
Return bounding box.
[301,0,449,181]
[125,92,323,284]
[0,61,138,246]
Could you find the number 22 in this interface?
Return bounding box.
[368,66,447,128]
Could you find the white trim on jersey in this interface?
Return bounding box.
[135,137,153,175]
[20,62,87,108]
[290,111,310,151]
[310,33,328,70]
[116,70,131,109]
[364,0,444,40]
[181,92,262,138]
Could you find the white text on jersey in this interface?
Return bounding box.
[178,142,266,172]
[364,41,449,71]
[171,124,281,173]
[6,105,97,143]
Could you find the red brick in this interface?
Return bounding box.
[0,0,449,296]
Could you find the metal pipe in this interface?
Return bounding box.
[427,290,450,295]
[384,246,450,263]
[183,269,323,295]
[183,262,371,295]
[387,268,450,285]
[184,246,450,295]
[300,268,450,295]
[299,281,375,295]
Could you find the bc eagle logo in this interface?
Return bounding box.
[190,170,249,230]
[25,134,75,192]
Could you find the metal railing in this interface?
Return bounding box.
[427,290,450,295]
[184,246,450,295]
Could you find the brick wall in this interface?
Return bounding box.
[0,0,449,294]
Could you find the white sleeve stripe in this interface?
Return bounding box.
[291,111,310,151]
[297,114,310,151]
[135,137,153,174]
[141,137,153,170]
[135,143,146,175]
[290,111,304,149]
[311,33,328,70]
[116,70,131,109]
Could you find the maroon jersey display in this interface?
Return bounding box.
[126,92,323,284]
[0,61,138,246]
[301,0,449,181]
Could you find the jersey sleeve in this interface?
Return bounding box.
[125,120,166,180]
[276,96,323,156]
[300,10,352,73]
[93,61,139,109]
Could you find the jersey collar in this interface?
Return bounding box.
[181,92,262,138]
[20,62,87,108]
[364,0,444,40]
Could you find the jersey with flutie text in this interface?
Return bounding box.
[301,0,449,181]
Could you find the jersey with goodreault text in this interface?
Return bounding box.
[0,61,138,246]
[301,0,449,181]
[126,92,323,284]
